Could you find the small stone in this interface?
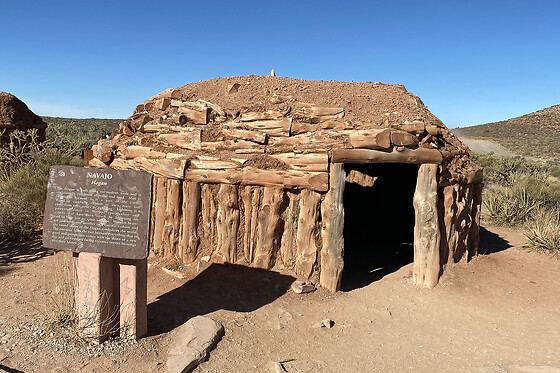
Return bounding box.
[313,319,334,329]
[227,83,241,94]
[271,361,288,373]
[291,280,316,294]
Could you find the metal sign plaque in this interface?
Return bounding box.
[43,166,152,259]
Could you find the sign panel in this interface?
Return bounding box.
[43,166,152,259]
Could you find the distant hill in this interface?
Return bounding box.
[453,105,560,160]
[42,116,122,150]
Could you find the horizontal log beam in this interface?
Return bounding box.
[332,148,442,164]
[185,167,328,191]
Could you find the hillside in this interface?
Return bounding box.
[453,104,560,159]
[41,116,122,150]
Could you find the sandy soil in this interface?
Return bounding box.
[1,225,560,373]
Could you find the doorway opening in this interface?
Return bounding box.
[341,163,418,291]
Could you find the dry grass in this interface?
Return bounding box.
[524,207,560,258]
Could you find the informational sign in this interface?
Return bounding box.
[43,166,152,259]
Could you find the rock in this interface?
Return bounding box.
[167,316,224,373]
[312,319,334,328]
[291,280,316,294]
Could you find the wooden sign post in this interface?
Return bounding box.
[43,166,152,342]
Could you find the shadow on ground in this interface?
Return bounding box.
[478,226,512,255]
[0,364,24,373]
[0,236,53,277]
[147,263,295,336]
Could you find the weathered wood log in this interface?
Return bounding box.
[88,158,109,168]
[413,163,440,288]
[92,144,113,163]
[152,177,168,255]
[344,128,391,150]
[391,130,419,147]
[157,97,171,111]
[295,190,321,279]
[253,187,284,269]
[214,185,240,264]
[200,184,218,257]
[248,187,263,263]
[320,163,345,293]
[399,121,425,135]
[159,129,201,150]
[233,118,292,137]
[200,139,265,153]
[467,182,482,260]
[109,158,137,170]
[293,104,344,123]
[268,131,350,153]
[184,167,329,192]
[122,146,165,159]
[222,128,268,144]
[331,148,442,164]
[345,169,377,187]
[279,191,300,270]
[425,124,440,136]
[162,179,181,259]
[142,124,184,133]
[439,169,484,187]
[177,106,210,125]
[241,186,254,263]
[240,110,284,122]
[133,157,187,179]
[290,119,346,135]
[190,159,241,170]
[149,177,158,253]
[197,99,226,117]
[269,153,329,172]
[179,182,200,264]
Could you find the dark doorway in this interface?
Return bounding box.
[341,163,418,290]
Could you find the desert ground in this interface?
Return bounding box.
[1,224,559,373]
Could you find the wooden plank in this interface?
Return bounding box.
[222,128,268,144]
[344,128,391,150]
[162,179,181,259]
[190,159,241,170]
[240,110,284,122]
[159,129,202,150]
[177,106,210,125]
[184,167,328,192]
[180,182,200,264]
[122,146,165,159]
[279,191,300,270]
[152,177,168,255]
[269,153,329,172]
[133,157,187,179]
[331,148,442,164]
[253,187,284,269]
[214,185,240,264]
[319,163,345,293]
[412,163,441,288]
[295,190,321,279]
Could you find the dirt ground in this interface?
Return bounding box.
[1,224,560,373]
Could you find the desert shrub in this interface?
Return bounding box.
[0,192,42,240]
[484,184,541,226]
[524,206,560,257]
[473,154,551,187]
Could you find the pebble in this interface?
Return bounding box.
[313,319,335,328]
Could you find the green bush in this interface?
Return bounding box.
[524,206,560,257]
[483,184,540,226]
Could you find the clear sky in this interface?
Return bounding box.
[1,0,559,127]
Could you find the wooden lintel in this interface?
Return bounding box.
[331,148,442,164]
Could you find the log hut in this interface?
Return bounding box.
[87,76,482,292]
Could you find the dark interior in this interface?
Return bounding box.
[341,163,418,291]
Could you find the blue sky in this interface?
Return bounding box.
[1,0,559,127]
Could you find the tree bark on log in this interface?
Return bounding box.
[295,190,321,279]
[344,128,391,150]
[332,148,442,164]
[413,164,441,288]
[180,182,200,264]
[162,179,181,259]
[269,153,329,172]
[253,187,284,269]
[280,191,300,270]
[319,163,345,293]
[248,187,263,264]
[152,177,167,255]
[214,185,240,264]
[200,184,218,258]
[241,186,255,264]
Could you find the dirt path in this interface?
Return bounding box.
[1,225,560,372]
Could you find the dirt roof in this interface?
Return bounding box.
[91,76,480,187]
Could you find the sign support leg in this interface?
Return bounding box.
[119,258,148,339]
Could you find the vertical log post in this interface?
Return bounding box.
[180,182,201,264]
[320,163,345,293]
[253,187,284,269]
[295,190,321,278]
[413,163,441,288]
[280,191,300,270]
[162,179,181,259]
[76,252,117,343]
[153,177,168,255]
[119,258,148,339]
[215,184,240,263]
